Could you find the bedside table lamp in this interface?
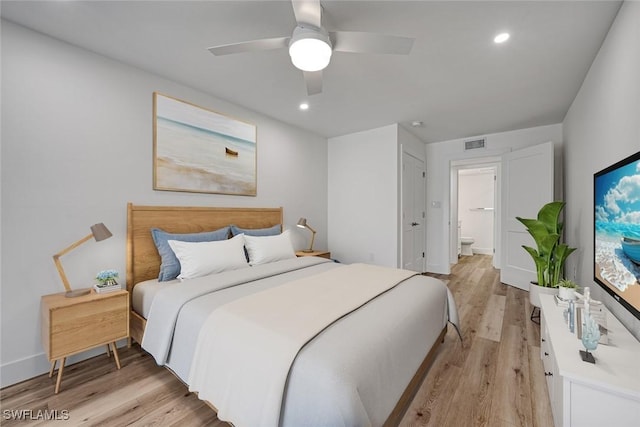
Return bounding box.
[296,217,316,253]
[53,223,112,298]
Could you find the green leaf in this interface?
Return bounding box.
[537,201,564,234]
[516,201,576,288]
[522,245,547,286]
[549,244,578,286]
[540,234,560,256]
[517,218,551,253]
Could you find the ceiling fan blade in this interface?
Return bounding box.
[331,31,414,55]
[207,37,290,56]
[303,70,323,95]
[291,0,322,28]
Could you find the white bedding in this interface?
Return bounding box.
[188,263,418,427]
[139,257,453,426]
[132,278,177,318]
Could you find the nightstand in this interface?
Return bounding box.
[41,289,129,393]
[296,250,331,259]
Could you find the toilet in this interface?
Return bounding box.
[460,237,475,256]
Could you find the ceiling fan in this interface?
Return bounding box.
[207,0,414,96]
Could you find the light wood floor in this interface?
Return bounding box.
[401,255,553,427]
[1,255,553,427]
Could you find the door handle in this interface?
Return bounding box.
[411,222,419,226]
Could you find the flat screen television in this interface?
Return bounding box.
[594,150,640,321]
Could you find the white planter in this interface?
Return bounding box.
[529,282,557,308]
[558,286,577,301]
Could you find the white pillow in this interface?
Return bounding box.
[244,229,296,266]
[168,234,248,280]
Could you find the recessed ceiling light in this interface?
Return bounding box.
[494,33,510,44]
[299,102,309,110]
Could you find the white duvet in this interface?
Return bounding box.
[188,263,417,427]
[140,257,454,427]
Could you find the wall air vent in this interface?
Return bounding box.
[464,138,486,150]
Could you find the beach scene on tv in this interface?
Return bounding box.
[594,156,640,307]
[154,94,257,195]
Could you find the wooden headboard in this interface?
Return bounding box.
[126,203,283,294]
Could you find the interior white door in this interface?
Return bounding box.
[500,141,554,290]
[402,152,426,272]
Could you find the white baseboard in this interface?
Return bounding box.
[1,352,50,388]
[1,339,128,388]
[472,247,493,255]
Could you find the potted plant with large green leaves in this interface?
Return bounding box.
[516,201,577,309]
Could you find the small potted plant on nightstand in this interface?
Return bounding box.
[557,278,579,301]
[94,269,120,293]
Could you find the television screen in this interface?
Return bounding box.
[594,150,640,320]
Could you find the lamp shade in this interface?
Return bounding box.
[90,223,112,241]
[297,218,308,228]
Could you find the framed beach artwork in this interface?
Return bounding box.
[153,92,257,196]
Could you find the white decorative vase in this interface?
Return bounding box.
[529,282,558,308]
[558,286,577,301]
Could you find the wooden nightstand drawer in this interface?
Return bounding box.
[41,289,129,393]
[42,290,129,361]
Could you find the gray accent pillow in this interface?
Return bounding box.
[151,226,230,281]
[230,224,281,237]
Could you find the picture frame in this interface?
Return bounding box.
[153,92,257,196]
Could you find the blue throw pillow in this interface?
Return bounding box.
[230,224,281,237]
[151,227,230,281]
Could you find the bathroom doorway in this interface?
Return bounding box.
[450,158,500,268]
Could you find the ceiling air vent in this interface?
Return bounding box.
[464,138,486,150]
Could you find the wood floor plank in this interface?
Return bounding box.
[400,339,463,426]
[403,255,554,427]
[441,337,500,427]
[2,254,554,427]
[49,373,177,424]
[491,325,534,427]
[476,294,506,342]
[492,272,509,297]
[503,285,528,332]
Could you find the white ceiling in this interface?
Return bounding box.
[0,1,621,143]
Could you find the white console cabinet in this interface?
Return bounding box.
[539,294,640,427]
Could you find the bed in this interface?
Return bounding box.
[126,203,455,427]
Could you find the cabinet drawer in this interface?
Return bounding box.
[540,314,551,370]
[48,293,128,359]
[540,319,554,399]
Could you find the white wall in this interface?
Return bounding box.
[426,124,563,274]
[563,1,640,340]
[328,124,400,267]
[458,169,495,255]
[398,126,427,161]
[0,21,328,386]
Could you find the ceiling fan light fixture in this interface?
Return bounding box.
[289,26,332,72]
[494,32,510,44]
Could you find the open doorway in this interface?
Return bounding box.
[458,166,496,255]
[450,157,501,269]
